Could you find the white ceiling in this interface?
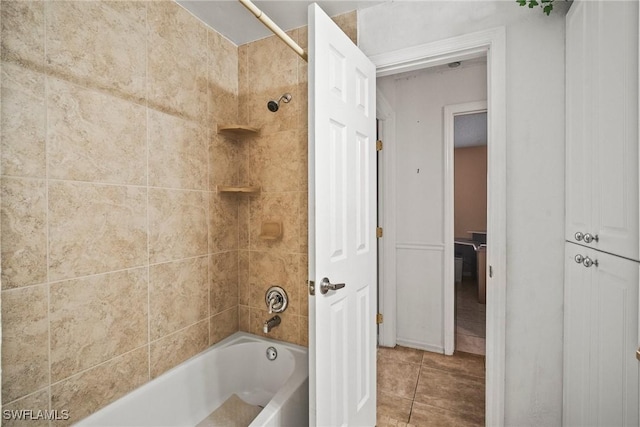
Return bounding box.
[178,0,383,46]
[454,112,487,148]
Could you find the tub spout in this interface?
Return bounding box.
[263,315,281,333]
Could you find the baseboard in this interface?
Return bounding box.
[396,338,443,354]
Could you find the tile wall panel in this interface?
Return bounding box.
[236,11,355,348]
[0,0,241,418]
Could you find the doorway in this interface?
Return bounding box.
[449,106,488,356]
[373,27,507,426]
[377,59,487,354]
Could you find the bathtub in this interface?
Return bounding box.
[76,332,309,427]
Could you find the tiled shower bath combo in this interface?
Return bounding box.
[0,1,356,424]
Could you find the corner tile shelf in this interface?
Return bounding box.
[216,124,260,137]
[216,185,261,194]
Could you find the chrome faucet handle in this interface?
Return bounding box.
[265,286,288,313]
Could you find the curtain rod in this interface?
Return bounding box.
[238,0,308,62]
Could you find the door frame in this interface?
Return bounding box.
[443,100,488,356]
[370,27,507,427]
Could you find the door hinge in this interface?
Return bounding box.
[489,265,493,278]
[376,227,383,238]
[376,313,384,324]
[376,140,383,151]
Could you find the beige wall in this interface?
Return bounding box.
[235,12,356,348]
[454,145,487,239]
[1,1,240,424]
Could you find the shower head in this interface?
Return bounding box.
[267,93,292,112]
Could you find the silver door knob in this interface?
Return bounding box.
[574,254,584,264]
[574,232,584,242]
[582,257,598,268]
[583,233,599,243]
[320,277,346,295]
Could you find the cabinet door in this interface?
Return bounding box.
[565,0,592,247]
[565,0,639,260]
[590,0,639,261]
[563,244,639,427]
[589,250,638,426]
[563,243,594,427]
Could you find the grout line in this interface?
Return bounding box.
[144,1,151,383]
[3,385,50,409]
[206,26,213,347]
[48,343,149,389]
[43,2,52,421]
[44,176,210,193]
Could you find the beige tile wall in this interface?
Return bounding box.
[0,1,240,424]
[236,12,357,348]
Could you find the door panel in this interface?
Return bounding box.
[565,0,592,246]
[591,250,639,426]
[591,0,639,260]
[308,3,377,426]
[563,243,639,426]
[563,242,593,427]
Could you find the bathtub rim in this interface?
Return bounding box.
[74,331,309,427]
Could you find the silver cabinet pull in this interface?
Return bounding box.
[320,277,346,295]
[574,254,584,264]
[583,233,599,243]
[574,232,584,242]
[636,348,640,361]
[582,256,598,268]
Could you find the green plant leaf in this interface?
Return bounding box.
[516,0,554,15]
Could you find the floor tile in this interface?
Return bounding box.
[377,414,417,427]
[456,318,485,338]
[457,307,486,322]
[409,401,483,427]
[377,355,421,400]
[378,345,424,365]
[421,351,485,379]
[414,366,485,419]
[377,390,413,422]
[456,333,486,356]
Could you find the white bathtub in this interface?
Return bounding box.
[76,332,309,427]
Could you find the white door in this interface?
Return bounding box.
[308,3,377,426]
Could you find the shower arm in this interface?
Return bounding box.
[238,0,308,62]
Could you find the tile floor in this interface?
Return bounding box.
[377,346,485,426]
[455,278,486,355]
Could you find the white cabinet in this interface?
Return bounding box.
[565,0,639,261]
[565,1,640,424]
[563,243,639,426]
